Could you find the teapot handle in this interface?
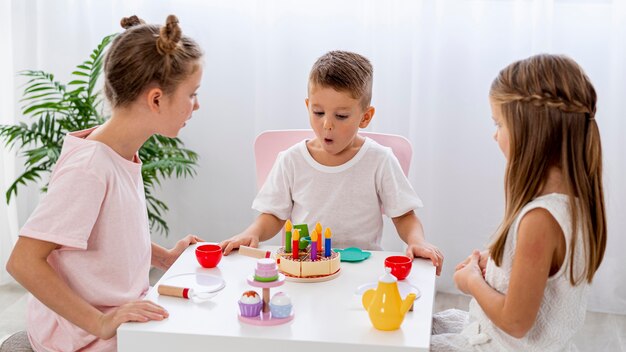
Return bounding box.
[362,289,376,310]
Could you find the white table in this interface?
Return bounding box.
[118,244,436,351]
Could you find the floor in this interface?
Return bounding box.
[1,278,625,351]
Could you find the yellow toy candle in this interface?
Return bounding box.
[292,229,300,260]
[285,219,293,252]
[310,230,318,261]
[324,228,332,257]
[315,222,323,252]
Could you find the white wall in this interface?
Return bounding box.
[4,0,625,314]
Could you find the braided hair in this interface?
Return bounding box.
[489,54,606,285]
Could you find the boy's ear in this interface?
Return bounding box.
[147,88,164,113]
[359,106,375,128]
[305,98,310,109]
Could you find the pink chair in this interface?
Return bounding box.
[254,129,412,190]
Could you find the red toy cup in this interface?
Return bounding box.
[195,244,223,268]
[384,255,412,280]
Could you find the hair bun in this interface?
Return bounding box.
[120,15,145,29]
[156,14,182,55]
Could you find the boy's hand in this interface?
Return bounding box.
[96,300,168,339]
[406,241,443,276]
[453,250,484,294]
[220,233,259,256]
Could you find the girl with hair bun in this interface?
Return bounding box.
[5,14,204,351]
[431,54,606,351]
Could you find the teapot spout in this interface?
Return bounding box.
[401,293,417,315]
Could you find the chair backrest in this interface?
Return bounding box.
[254,129,412,190]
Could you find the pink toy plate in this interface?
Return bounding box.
[238,310,295,326]
[247,274,286,288]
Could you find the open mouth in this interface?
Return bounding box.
[324,138,333,144]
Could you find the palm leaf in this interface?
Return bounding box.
[0,33,198,236]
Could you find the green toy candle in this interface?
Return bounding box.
[285,219,293,252]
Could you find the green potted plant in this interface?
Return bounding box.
[0,34,198,236]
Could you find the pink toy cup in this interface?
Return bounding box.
[384,255,412,280]
[195,244,223,268]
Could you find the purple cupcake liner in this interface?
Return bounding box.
[239,300,263,317]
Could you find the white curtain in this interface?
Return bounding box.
[3,0,624,314]
[0,0,19,284]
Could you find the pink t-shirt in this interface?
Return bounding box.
[20,127,151,351]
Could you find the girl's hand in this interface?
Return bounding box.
[153,235,204,270]
[96,300,168,339]
[453,250,484,294]
[455,249,489,277]
[406,241,444,276]
[219,232,259,256]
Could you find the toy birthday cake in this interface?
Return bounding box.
[275,220,341,278]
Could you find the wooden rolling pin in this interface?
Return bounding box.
[238,246,273,259]
[158,284,192,299]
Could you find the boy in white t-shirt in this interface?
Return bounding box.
[220,51,443,274]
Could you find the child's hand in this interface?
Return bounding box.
[406,242,444,276]
[455,249,489,277]
[453,250,484,294]
[96,300,168,339]
[220,232,259,256]
[165,234,204,267]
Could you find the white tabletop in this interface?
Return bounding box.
[118,244,436,351]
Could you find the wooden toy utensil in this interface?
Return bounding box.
[158,284,217,302]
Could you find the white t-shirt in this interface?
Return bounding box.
[252,137,423,250]
[20,127,151,352]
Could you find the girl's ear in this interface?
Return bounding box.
[359,106,375,128]
[147,88,164,113]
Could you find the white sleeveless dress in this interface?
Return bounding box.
[432,193,589,351]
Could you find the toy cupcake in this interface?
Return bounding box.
[269,292,292,318]
[239,290,263,317]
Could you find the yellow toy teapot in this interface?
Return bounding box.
[362,267,416,331]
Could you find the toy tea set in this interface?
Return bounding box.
[157,221,419,331]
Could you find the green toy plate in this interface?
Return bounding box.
[293,224,309,238]
[299,236,311,250]
[334,247,371,262]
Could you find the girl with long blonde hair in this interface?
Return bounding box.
[432,54,606,351]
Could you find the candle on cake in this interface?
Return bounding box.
[310,230,318,261]
[292,229,300,260]
[315,222,323,252]
[285,219,293,252]
[325,228,332,257]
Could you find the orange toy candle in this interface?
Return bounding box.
[315,222,323,252]
[292,229,300,260]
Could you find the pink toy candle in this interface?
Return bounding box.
[315,222,323,252]
[310,230,318,261]
[292,229,300,260]
[324,228,332,257]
